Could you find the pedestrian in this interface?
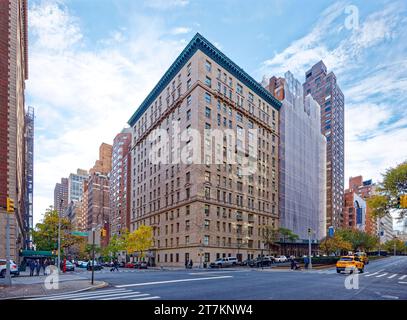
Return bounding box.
[29,259,35,276]
[304,256,309,269]
[189,259,193,269]
[35,259,41,276]
[114,259,119,272]
[185,260,188,269]
[43,259,48,275]
[290,258,295,270]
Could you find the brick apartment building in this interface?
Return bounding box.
[0,0,29,260]
[128,33,281,266]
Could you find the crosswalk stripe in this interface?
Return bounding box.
[28,288,128,300]
[73,292,144,301]
[98,293,150,300]
[398,281,407,284]
[399,275,407,280]
[376,273,388,278]
[132,296,160,300]
[44,290,131,300]
[388,274,397,279]
[365,272,379,277]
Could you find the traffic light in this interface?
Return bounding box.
[101,228,107,237]
[6,197,15,213]
[307,228,312,235]
[400,195,407,209]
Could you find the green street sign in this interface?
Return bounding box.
[71,231,89,237]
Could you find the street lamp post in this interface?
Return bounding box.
[5,211,12,286]
[308,228,312,270]
[91,228,96,285]
[57,199,63,274]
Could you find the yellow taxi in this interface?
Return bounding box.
[336,256,365,274]
[355,252,369,264]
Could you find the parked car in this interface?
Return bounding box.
[86,260,103,271]
[125,262,135,268]
[134,261,148,269]
[275,255,288,263]
[64,261,75,272]
[0,259,19,277]
[210,257,238,268]
[77,261,88,268]
[251,257,273,268]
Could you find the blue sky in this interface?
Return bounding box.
[27,0,407,229]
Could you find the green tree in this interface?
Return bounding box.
[126,225,153,260]
[384,238,406,254]
[32,206,82,254]
[278,227,299,243]
[261,225,279,255]
[335,228,378,252]
[368,161,407,220]
[102,233,127,260]
[319,234,352,255]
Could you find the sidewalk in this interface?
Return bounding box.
[0,275,107,299]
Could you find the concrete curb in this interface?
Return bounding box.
[2,281,109,300]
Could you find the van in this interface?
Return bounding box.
[210,256,238,268]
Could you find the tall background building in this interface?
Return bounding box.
[86,143,112,247]
[264,71,327,241]
[68,169,88,203]
[303,61,345,232]
[110,128,132,237]
[0,0,29,259]
[128,33,281,266]
[54,177,68,215]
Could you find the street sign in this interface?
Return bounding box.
[88,230,101,245]
[71,231,88,237]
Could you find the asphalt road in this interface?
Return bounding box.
[26,256,407,300]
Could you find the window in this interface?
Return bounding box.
[204,220,210,230]
[237,83,243,94]
[186,205,190,215]
[203,235,210,246]
[185,220,190,231]
[186,172,190,183]
[236,113,243,122]
[205,60,212,72]
[205,76,211,87]
[187,63,191,76]
[205,92,211,104]
[186,109,191,121]
[204,204,210,216]
[187,95,192,106]
[205,107,211,118]
[187,79,191,90]
[205,171,211,182]
[205,187,211,199]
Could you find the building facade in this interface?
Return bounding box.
[110,128,132,237]
[0,0,29,260]
[87,172,110,247]
[128,33,281,266]
[54,177,69,215]
[68,169,88,203]
[264,71,327,241]
[303,61,345,231]
[343,191,366,231]
[89,143,112,175]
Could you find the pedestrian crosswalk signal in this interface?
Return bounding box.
[6,197,15,213]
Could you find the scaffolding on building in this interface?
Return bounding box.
[25,106,34,249]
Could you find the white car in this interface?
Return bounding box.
[275,255,288,263]
[0,259,19,277]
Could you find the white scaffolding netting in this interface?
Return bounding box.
[279,71,327,241]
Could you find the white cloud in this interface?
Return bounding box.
[145,0,189,10]
[28,0,187,225]
[170,27,191,35]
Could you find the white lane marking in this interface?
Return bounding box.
[398,281,407,284]
[76,292,147,301]
[28,288,128,300]
[388,274,397,279]
[376,273,388,278]
[99,293,151,300]
[132,296,160,300]
[381,295,399,300]
[116,275,233,288]
[365,270,384,277]
[399,275,407,280]
[189,271,247,275]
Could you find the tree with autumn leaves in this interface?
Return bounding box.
[125,225,154,260]
[32,206,83,255]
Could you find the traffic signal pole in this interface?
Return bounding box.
[5,212,12,286]
[91,228,95,285]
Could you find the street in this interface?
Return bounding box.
[19,256,407,300]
